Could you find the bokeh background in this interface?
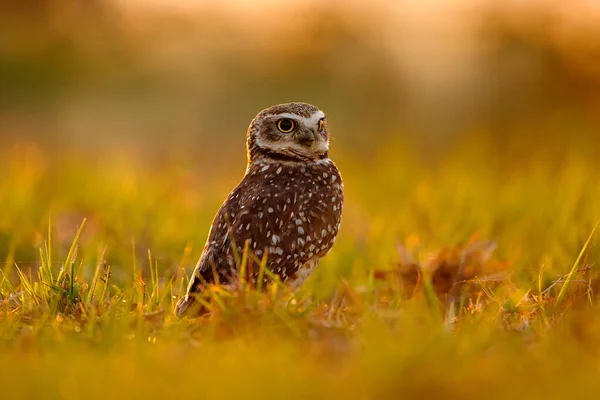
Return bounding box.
[2,0,600,286]
[4,0,600,151]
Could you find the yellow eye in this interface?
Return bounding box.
[277,119,295,133]
[318,119,324,131]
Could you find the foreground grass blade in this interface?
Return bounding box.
[57,218,87,284]
[556,220,600,307]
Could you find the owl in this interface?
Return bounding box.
[175,102,344,317]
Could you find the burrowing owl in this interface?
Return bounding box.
[175,102,344,317]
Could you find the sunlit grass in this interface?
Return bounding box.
[1,133,600,399]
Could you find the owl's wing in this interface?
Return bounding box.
[175,165,342,317]
[175,178,268,316]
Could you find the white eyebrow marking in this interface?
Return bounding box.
[275,111,325,128]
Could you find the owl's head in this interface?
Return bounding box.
[246,102,330,163]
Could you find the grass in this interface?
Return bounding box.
[1,132,600,399]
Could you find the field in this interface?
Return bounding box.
[1,130,600,399]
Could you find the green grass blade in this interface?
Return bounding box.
[58,218,87,284]
[556,220,600,307]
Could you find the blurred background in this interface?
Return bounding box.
[1,0,600,285]
[3,0,600,154]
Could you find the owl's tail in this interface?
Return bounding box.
[174,295,193,318]
[175,262,230,318]
[174,293,207,318]
[174,274,207,318]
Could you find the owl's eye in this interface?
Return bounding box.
[277,119,295,133]
[318,118,325,131]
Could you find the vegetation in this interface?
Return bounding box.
[1,131,600,399]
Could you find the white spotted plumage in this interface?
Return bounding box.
[175,102,343,317]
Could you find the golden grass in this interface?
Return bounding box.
[1,133,600,399]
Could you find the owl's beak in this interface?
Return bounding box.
[296,130,316,147]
